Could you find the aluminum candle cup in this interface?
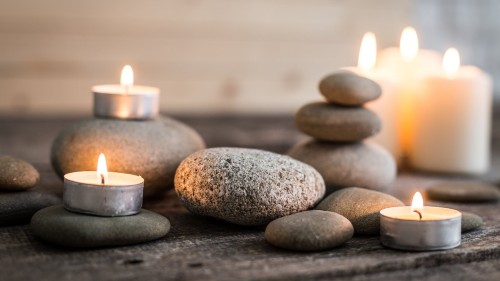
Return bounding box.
[93,85,160,120]
[380,206,461,251]
[63,171,144,217]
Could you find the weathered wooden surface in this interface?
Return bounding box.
[0,116,499,281]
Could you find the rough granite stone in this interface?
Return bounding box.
[295,102,381,142]
[0,155,40,191]
[316,187,404,235]
[319,71,382,106]
[174,147,326,226]
[51,116,205,198]
[461,212,483,233]
[31,206,170,248]
[427,182,500,203]
[265,210,353,251]
[0,191,61,226]
[288,140,396,193]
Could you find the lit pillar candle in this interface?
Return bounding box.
[93,65,160,120]
[410,48,493,174]
[345,32,400,160]
[63,153,144,217]
[380,192,461,251]
[377,27,441,154]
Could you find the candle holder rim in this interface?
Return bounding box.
[380,206,462,221]
[92,84,160,95]
[64,171,144,188]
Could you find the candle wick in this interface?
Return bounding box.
[101,174,105,185]
[413,210,422,220]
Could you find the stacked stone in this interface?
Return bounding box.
[289,71,396,193]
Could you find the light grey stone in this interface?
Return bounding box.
[319,71,382,106]
[427,182,500,203]
[0,155,39,191]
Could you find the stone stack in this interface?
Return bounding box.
[289,71,396,193]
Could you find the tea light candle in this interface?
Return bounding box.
[63,153,144,217]
[93,65,160,120]
[380,192,461,251]
[410,48,493,174]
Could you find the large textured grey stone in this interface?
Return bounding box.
[0,155,39,191]
[316,187,404,235]
[427,182,500,203]
[51,116,205,198]
[0,191,61,226]
[174,147,325,226]
[265,210,353,251]
[288,140,396,193]
[31,206,170,248]
[461,212,483,233]
[295,102,381,142]
[319,71,382,106]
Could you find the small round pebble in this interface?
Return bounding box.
[316,187,404,235]
[175,147,325,226]
[31,206,170,248]
[461,212,483,233]
[295,102,381,141]
[288,140,396,193]
[0,191,61,226]
[319,71,382,106]
[265,210,353,251]
[426,182,500,203]
[0,155,40,191]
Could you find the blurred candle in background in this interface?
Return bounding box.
[410,48,493,174]
[377,27,441,156]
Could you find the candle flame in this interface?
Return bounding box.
[97,153,108,185]
[358,32,377,71]
[120,65,134,88]
[442,48,460,77]
[411,192,424,212]
[400,27,419,62]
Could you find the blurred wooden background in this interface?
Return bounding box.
[0,0,497,116]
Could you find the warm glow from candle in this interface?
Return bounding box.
[411,192,424,212]
[120,65,134,88]
[97,153,108,185]
[442,48,460,77]
[400,27,419,62]
[358,32,377,71]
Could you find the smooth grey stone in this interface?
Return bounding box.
[265,210,353,251]
[316,187,404,235]
[462,212,483,233]
[0,155,39,191]
[319,71,382,106]
[288,140,396,193]
[427,182,500,203]
[31,206,170,248]
[0,191,61,226]
[295,102,381,142]
[175,147,325,226]
[51,116,205,198]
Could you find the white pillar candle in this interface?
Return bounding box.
[410,48,493,174]
[93,65,160,120]
[377,27,441,155]
[345,32,401,160]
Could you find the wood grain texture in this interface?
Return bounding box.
[0,115,499,280]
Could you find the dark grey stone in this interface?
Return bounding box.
[316,187,404,235]
[31,205,170,248]
[0,191,61,226]
[174,147,325,226]
[265,210,353,251]
[461,212,483,233]
[319,71,382,106]
[0,155,39,191]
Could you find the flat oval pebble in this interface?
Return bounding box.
[295,102,381,142]
[265,210,353,251]
[31,206,170,248]
[288,140,396,193]
[0,191,61,226]
[51,116,205,198]
[174,147,325,226]
[0,155,40,191]
[319,71,382,106]
[461,212,483,233]
[426,182,500,203]
[316,187,404,235]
